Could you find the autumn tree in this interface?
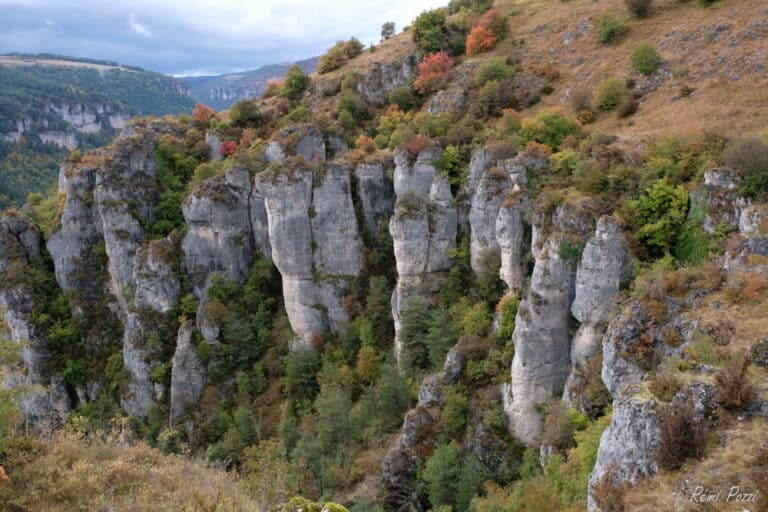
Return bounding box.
[220,140,237,157]
[413,51,455,94]
[192,102,215,126]
[466,27,497,55]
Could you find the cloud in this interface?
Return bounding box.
[0,0,447,74]
[128,12,152,38]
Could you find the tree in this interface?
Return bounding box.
[625,0,652,18]
[422,442,461,508]
[192,102,215,125]
[282,65,310,100]
[466,27,496,56]
[413,51,455,95]
[356,346,380,385]
[375,363,412,430]
[630,43,661,75]
[399,297,431,373]
[219,140,237,157]
[381,21,396,40]
[413,9,447,54]
[230,100,266,128]
[630,177,688,256]
[366,276,394,346]
[426,306,458,368]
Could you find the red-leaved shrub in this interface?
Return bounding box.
[413,51,455,94]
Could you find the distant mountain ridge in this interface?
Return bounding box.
[182,56,319,109]
[0,53,195,208]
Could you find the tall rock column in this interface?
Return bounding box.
[389,147,457,367]
[563,216,632,410]
[503,236,576,444]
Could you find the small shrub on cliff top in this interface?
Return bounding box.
[388,85,417,111]
[630,177,688,256]
[413,9,448,54]
[721,138,768,199]
[630,43,662,75]
[413,51,455,94]
[192,102,215,126]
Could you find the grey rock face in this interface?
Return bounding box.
[356,55,419,105]
[504,237,576,445]
[702,168,744,234]
[417,349,464,407]
[121,238,181,417]
[587,397,660,511]
[468,159,515,273]
[256,162,363,347]
[183,164,256,299]
[564,217,632,409]
[390,152,457,366]
[355,160,395,239]
[205,131,223,162]
[0,213,70,428]
[739,204,768,236]
[426,89,467,115]
[393,146,442,197]
[170,320,206,427]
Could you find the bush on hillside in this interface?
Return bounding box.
[475,58,515,85]
[413,9,448,54]
[281,65,310,100]
[413,51,455,94]
[317,38,364,74]
[630,177,688,256]
[519,109,579,151]
[388,85,417,110]
[630,43,662,75]
[657,397,706,470]
[466,27,497,55]
[596,15,628,44]
[624,0,653,18]
[230,100,266,128]
[596,78,626,110]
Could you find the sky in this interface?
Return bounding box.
[0,0,447,76]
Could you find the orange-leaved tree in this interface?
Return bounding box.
[219,140,237,157]
[466,9,507,56]
[192,102,215,126]
[466,27,497,56]
[0,465,8,491]
[413,51,455,95]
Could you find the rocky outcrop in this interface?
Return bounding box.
[256,161,363,348]
[390,147,457,366]
[564,217,632,409]
[121,239,180,417]
[468,160,512,273]
[356,55,419,106]
[183,165,256,299]
[354,160,395,239]
[503,237,576,445]
[170,320,205,428]
[0,212,70,429]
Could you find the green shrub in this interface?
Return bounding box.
[440,386,469,438]
[595,78,626,110]
[519,109,579,150]
[282,65,310,100]
[631,178,688,256]
[426,306,459,368]
[230,100,266,128]
[388,86,416,110]
[413,9,447,54]
[287,106,310,122]
[595,15,628,44]
[616,95,639,118]
[630,43,662,75]
[475,58,515,86]
[497,294,519,340]
[697,0,717,7]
